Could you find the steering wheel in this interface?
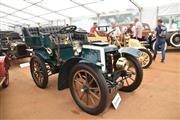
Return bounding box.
[59,25,77,34]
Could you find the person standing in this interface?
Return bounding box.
[153,19,167,63]
[109,22,121,40]
[90,22,97,34]
[133,18,143,41]
[126,24,133,35]
[107,22,121,47]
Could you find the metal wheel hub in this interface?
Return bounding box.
[81,85,89,93]
[139,51,149,66]
[173,37,180,44]
[114,59,137,88]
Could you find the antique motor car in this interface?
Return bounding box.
[0,31,29,59]
[88,25,109,42]
[120,23,154,41]
[165,28,180,48]
[147,28,180,53]
[120,23,169,52]
[22,25,143,115]
[88,25,152,69]
[119,33,153,69]
[0,55,9,88]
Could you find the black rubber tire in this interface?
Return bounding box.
[2,73,9,88]
[30,55,48,89]
[149,49,155,58]
[170,32,180,47]
[119,54,143,92]
[138,48,153,69]
[69,63,109,115]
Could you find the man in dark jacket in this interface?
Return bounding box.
[153,19,167,63]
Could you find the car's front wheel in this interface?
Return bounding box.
[69,63,109,115]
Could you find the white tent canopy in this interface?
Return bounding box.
[0,0,179,30]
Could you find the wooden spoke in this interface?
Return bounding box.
[125,79,129,86]
[89,87,99,91]
[129,77,135,81]
[80,92,85,100]
[88,78,94,86]
[89,90,100,100]
[74,78,84,86]
[128,69,136,75]
[77,73,83,79]
[89,94,96,105]
[86,93,89,105]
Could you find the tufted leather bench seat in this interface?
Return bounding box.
[26,26,64,37]
[22,26,66,49]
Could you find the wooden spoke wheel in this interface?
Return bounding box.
[138,49,152,69]
[69,63,108,115]
[30,55,48,89]
[119,54,143,92]
[73,70,101,108]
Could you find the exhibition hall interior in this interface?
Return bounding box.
[0,0,179,119]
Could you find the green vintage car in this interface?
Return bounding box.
[22,25,143,115]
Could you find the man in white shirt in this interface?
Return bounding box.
[108,22,121,39]
[111,22,121,39]
[107,22,121,47]
[133,18,143,40]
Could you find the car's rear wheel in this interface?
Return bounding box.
[30,55,48,89]
[69,63,109,115]
[119,54,143,92]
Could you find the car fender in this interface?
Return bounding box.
[33,49,52,62]
[118,47,142,58]
[58,57,88,90]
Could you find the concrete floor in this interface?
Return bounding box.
[0,48,180,120]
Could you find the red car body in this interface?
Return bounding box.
[0,56,9,88]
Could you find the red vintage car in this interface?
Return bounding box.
[0,56,9,88]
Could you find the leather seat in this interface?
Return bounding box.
[22,26,70,49]
[28,27,40,37]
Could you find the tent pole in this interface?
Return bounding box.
[129,0,143,21]
[69,17,72,25]
[97,14,100,25]
[156,6,159,26]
